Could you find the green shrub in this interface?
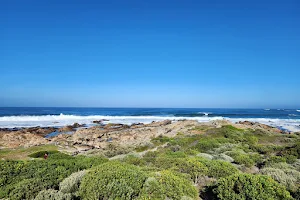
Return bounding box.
[148,170,198,200]
[233,154,255,167]
[213,154,234,163]
[28,150,59,158]
[161,150,187,158]
[195,139,221,152]
[260,167,300,192]
[150,157,208,184]
[9,178,54,200]
[228,151,262,167]
[78,162,147,200]
[59,170,87,194]
[212,143,238,154]
[74,155,108,168]
[214,173,293,200]
[35,189,72,200]
[266,162,294,170]
[123,155,146,166]
[151,135,172,145]
[266,156,287,164]
[0,155,108,199]
[279,142,300,159]
[184,149,199,156]
[138,177,165,199]
[251,144,280,154]
[197,158,239,178]
[135,143,154,152]
[245,135,259,145]
[197,153,214,160]
[284,155,297,164]
[142,151,159,164]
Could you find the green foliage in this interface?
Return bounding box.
[151,135,172,145]
[123,155,146,166]
[135,143,154,152]
[161,150,187,158]
[214,173,293,200]
[260,167,300,192]
[194,138,230,153]
[251,144,281,154]
[228,151,262,167]
[79,162,147,200]
[266,156,287,164]
[28,150,59,158]
[151,170,198,200]
[279,142,300,158]
[0,154,108,199]
[138,177,165,199]
[151,157,208,184]
[35,189,72,200]
[232,153,255,167]
[197,158,239,178]
[59,170,87,194]
[3,123,300,199]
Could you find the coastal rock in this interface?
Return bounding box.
[58,123,85,132]
[104,123,130,130]
[58,126,74,132]
[0,132,48,148]
[0,119,294,153]
[92,120,104,124]
[147,120,172,127]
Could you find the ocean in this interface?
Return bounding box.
[0,107,300,132]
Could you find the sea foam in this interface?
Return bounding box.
[0,114,224,128]
[0,114,300,132]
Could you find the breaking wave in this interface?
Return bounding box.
[0,113,300,132]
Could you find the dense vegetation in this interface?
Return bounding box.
[1,125,300,199]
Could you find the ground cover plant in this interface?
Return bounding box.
[1,125,300,199]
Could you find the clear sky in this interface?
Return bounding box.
[1,0,299,108]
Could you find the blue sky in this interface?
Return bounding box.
[1,0,299,108]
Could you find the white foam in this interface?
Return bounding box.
[198,112,211,116]
[297,110,300,112]
[0,114,223,128]
[0,114,299,132]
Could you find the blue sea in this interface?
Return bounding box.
[0,107,299,132]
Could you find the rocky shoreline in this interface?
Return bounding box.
[0,119,293,153]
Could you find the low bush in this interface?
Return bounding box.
[260,167,300,192]
[140,170,198,200]
[279,142,300,159]
[0,155,108,199]
[151,157,208,184]
[59,170,87,194]
[135,143,155,152]
[214,173,293,200]
[213,154,234,163]
[78,162,147,200]
[197,158,239,179]
[35,189,72,200]
[123,155,146,166]
[28,150,59,158]
[228,151,262,167]
[194,139,222,152]
[151,135,173,145]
